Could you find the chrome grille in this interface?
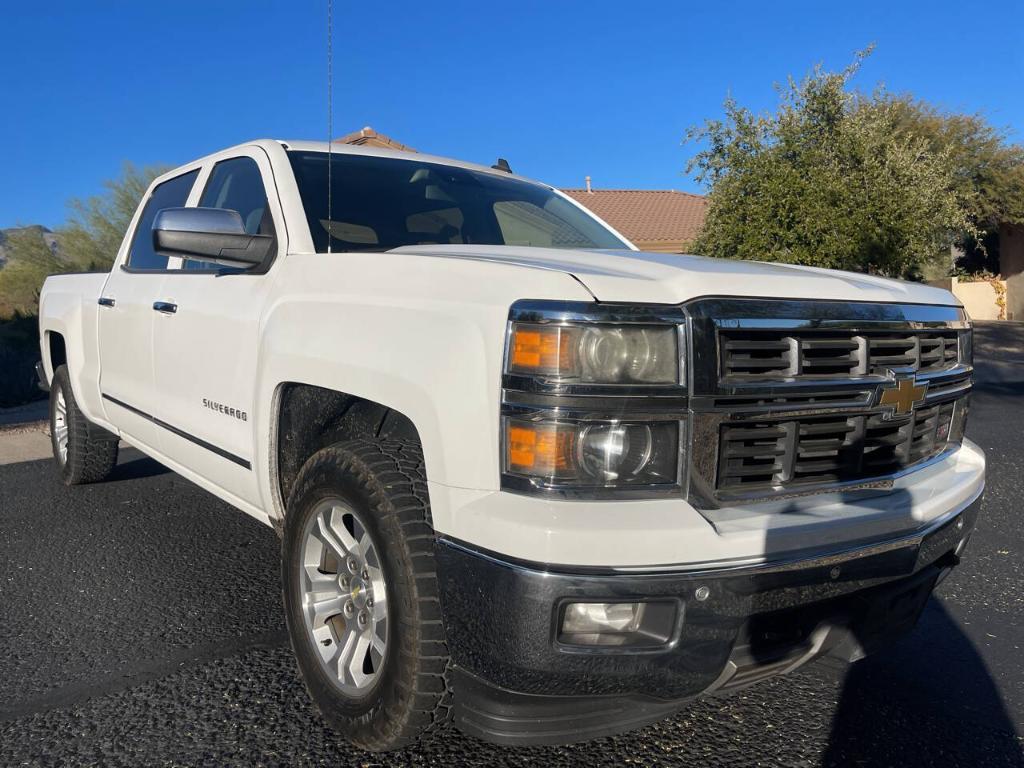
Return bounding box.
[686,298,971,507]
[719,328,960,380]
[717,400,958,493]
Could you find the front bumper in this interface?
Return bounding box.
[436,493,981,746]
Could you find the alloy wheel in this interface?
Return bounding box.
[299,499,389,696]
[53,387,69,466]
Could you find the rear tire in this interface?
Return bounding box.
[282,438,451,752]
[49,364,119,485]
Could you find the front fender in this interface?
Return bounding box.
[255,300,496,496]
[251,252,594,532]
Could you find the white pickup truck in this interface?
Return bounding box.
[38,139,985,751]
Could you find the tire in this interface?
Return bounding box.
[282,438,451,752]
[49,364,119,485]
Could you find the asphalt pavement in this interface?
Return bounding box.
[1,323,1022,767]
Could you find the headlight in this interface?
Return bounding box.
[504,416,680,488]
[501,300,688,497]
[508,323,679,384]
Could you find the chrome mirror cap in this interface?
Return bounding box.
[152,207,271,267]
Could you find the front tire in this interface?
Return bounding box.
[49,364,119,485]
[282,439,451,752]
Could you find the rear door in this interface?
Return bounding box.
[150,149,281,505]
[98,169,199,451]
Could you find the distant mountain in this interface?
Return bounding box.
[0,225,61,269]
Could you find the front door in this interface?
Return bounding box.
[98,169,200,451]
[151,150,281,505]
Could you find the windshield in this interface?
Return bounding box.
[287,151,629,253]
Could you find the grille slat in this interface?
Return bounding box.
[722,463,785,477]
[800,421,855,436]
[870,353,916,364]
[794,459,844,473]
[726,357,794,368]
[802,357,858,369]
[798,438,846,451]
[724,445,787,459]
[724,340,791,350]
[868,338,916,348]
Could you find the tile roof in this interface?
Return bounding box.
[334,126,417,153]
[560,189,706,247]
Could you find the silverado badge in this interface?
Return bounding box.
[878,377,928,418]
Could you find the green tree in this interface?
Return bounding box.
[0,228,65,315]
[886,96,1024,230]
[686,50,973,278]
[0,162,167,317]
[59,161,169,271]
[885,96,1024,275]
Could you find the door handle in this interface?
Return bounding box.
[153,301,178,314]
[98,297,116,308]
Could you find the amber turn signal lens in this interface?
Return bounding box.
[509,325,576,376]
[507,423,574,476]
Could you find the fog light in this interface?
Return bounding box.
[563,602,645,635]
[558,600,678,649]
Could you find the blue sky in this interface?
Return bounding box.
[2,0,1022,229]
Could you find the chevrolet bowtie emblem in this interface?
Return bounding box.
[878,377,928,418]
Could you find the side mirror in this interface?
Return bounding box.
[153,207,273,267]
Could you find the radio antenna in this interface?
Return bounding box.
[326,0,334,254]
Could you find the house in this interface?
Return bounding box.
[560,186,705,253]
[335,128,707,253]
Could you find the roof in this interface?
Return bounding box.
[334,127,417,153]
[560,189,706,248]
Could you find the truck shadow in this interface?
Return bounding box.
[822,598,1021,766]
[813,321,1022,765]
[744,484,1021,766]
[108,452,171,482]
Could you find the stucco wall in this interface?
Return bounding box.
[956,280,1005,321]
[927,277,1006,321]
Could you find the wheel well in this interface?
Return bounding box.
[48,332,67,373]
[275,383,421,508]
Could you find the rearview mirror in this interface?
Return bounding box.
[153,207,273,267]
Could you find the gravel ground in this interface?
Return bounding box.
[0,322,1021,767]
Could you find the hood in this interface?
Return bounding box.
[391,245,960,307]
